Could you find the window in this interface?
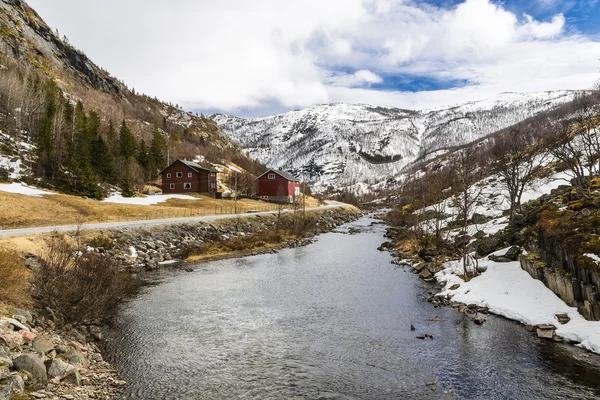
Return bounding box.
[184,183,192,190]
[166,173,171,178]
[210,173,216,177]
[176,172,183,178]
[211,183,216,190]
[188,172,193,178]
[169,183,175,190]
[268,173,276,179]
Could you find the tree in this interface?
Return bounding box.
[91,135,115,183]
[149,126,167,177]
[119,120,136,160]
[492,127,548,219]
[120,173,134,197]
[136,139,151,180]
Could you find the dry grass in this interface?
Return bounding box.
[0,191,290,229]
[0,247,32,307]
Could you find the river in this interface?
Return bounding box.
[104,216,600,399]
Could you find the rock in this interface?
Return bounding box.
[58,347,86,368]
[472,316,486,325]
[0,317,30,332]
[505,246,521,261]
[473,236,502,257]
[46,358,76,379]
[13,354,47,389]
[536,327,555,339]
[471,213,489,225]
[449,284,460,291]
[0,348,12,368]
[524,325,536,332]
[9,373,24,394]
[556,313,571,325]
[0,381,12,400]
[33,335,55,354]
[410,324,415,331]
[419,269,434,281]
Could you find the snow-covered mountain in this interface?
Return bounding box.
[214,91,580,192]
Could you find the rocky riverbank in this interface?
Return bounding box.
[3,207,360,399]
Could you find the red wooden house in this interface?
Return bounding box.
[160,160,217,195]
[256,169,300,203]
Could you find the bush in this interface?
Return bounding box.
[87,234,115,250]
[0,168,10,183]
[0,248,31,306]
[32,235,137,325]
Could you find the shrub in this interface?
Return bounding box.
[87,234,115,250]
[0,248,31,307]
[0,167,10,183]
[32,235,137,325]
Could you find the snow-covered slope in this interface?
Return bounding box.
[214,91,579,192]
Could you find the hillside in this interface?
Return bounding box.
[214,91,579,192]
[0,0,264,197]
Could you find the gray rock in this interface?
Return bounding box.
[46,358,76,379]
[58,347,86,368]
[0,381,12,400]
[13,354,47,389]
[536,327,555,339]
[9,373,24,394]
[505,246,521,261]
[0,317,29,332]
[473,236,502,257]
[33,335,55,354]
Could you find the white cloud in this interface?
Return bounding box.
[27,0,600,115]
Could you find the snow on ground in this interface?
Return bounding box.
[0,155,22,179]
[0,182,55,197]
[436,253,600,354]
[102,193,201,205]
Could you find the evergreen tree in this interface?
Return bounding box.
[136,139,151,180]
[149,126,166,178]
[120,173,134,197]
[91,135,115,183]
[106,119,119,158]
[119,120,136,160]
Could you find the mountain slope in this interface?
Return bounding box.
[0,0,263,186]
[214,91,579,192]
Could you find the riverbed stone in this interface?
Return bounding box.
[536,327,555,339]
[13,354,47,389]
[9,374,24,394]
[0,380,12,400]
[58,347,86,368]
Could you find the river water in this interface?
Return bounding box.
[104,216,600,399]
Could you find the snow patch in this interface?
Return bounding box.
[102,193,201,205]
[0,182,55,197]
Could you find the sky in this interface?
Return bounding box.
[27,0,600,117]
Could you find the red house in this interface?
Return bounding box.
[256,169,300,203]
[160,160,217,195]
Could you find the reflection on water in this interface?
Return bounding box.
[104,217,600,399]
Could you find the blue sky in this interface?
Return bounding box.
[28,0,600,117]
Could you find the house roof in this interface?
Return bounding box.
[159,159,217,175]
[256,169,300,182]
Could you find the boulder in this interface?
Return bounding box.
[505,246,521,261]
[472,316,486,325]
[46,358,76,379]
[471,213,488,225]
[9,374,24,395]
[0,348,12,368]
[12,354,47,389]
[473,236,502,257]
[32,336,55,354]
[536,327,555,340]
[0,318,29,332]
[58,347,86,368]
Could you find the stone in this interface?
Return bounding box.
[0,317,29,332]
[419,269,434,281]
[58,347,86,368]
[472,316,486,325]
[536,328,555,339]
[33,335,55,354]
[473,236,502,257]
[505,246,522,261]
[555,313,571,325]
[471,213,488,225]
[13,354,47,389]
[9,373,25,394]
[449,284,460,291]
[46,358,76,379]
[0,381,12,400]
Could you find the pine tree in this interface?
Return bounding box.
[91,136,115,183]
[120,173,134,198]
[119,120,136,160]
[136,139,151,180]
[149,126,166,178]
[106,119,119,158]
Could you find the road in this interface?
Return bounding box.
[0,201,349,238]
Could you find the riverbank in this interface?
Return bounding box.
[0,206,360,399]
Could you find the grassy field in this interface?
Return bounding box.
[0,191,323,229]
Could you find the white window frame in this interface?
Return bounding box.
[188,172,193,178]
[166,173,171,178]
[268,173,276,179]
[183,182,192,190]
[210,172,216,177]
[176,172,183,178]
[169,183,175,190]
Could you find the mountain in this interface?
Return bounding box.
[0,0,264,191]
[214,91,579,192]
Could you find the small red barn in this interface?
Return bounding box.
[160,160,217,195]
[256,169,300,203]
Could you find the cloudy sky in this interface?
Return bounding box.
[28,0,600,117]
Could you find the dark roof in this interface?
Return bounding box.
[256,169,299,182]
[159,159,217,175]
